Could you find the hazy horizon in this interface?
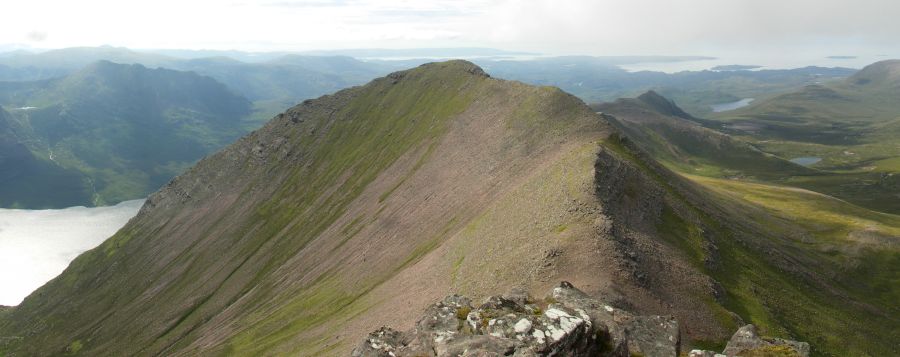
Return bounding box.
[1,44,894,75]
[3,0,900,58]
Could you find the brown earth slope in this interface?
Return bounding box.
[0,60,628,355]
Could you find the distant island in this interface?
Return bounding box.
[711,64,762,71]
[827,55,857,59]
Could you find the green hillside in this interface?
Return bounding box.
[592,86,900,355]
[0,61,896,356]
[594,91,814,180]
[0,61,252,208]
[0,106,93,207]
[598,135,899,356]
[594,89,898,356]
[710,60,900,213]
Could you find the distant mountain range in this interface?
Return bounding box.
[710,60,900,213]
[0,46,857,115]
[716,60,900,143]
[0,47,883,212]
[0,47,398,113]
[594,91,814,180]
[0,61,251,208]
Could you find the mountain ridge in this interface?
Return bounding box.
[0,61,896,356]
[848,59,900,88]
[0,60,618,355]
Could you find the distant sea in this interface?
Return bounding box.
[618,54,897,73]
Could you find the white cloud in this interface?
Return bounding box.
[0,0,898,56]
[0,200,143,306]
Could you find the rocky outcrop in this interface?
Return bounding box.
[353,283,812,357]
[689,324,809,357]
[352,282,679,357]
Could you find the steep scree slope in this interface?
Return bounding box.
[0,61,612,355]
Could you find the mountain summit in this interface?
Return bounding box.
[0,60,613,355]
[635,90,694,120]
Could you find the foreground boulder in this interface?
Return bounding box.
[689,324,809,357]
[352,282,679,357]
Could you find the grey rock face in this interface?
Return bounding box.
[352,327,410,357]
[352,282,681,357]
[719,324,809,357]
[722,324,767,355]
[623,315,680,357]
[772,338,810,357]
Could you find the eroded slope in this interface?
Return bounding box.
[0,61,614,356]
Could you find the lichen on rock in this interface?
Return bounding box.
[690,324,809,357]
[352,282,680,357]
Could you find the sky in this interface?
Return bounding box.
[1,0,899,57]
